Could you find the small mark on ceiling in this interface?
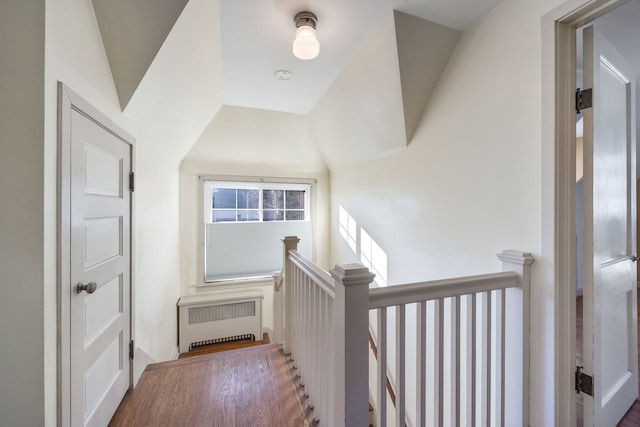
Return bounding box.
[274,70,292,80]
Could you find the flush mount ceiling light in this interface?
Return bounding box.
[293,11,319,60]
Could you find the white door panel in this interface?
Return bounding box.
[83,217,122,269]
[84,276,123,345]
[68,107,132,427]
[582,25,638,427]
[84,144,123,197]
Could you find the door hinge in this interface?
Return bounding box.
[575,366,594,396]
[129,172,135,192]
[129,340,134,360]
[576,88,593,114]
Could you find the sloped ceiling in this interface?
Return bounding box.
[92,0,498,114]
[92,0,189,109]
[182,105,327,175]
[122,0,224,165]
[218,0,498,114]
[308,12,460,170]
[394,11,460,142]
[91,0,491,171]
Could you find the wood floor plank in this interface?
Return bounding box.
[109,343,305,427]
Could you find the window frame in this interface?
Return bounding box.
[197,175,316,287]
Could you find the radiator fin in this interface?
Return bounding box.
[188,301,256,325]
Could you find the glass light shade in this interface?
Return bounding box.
[293,26,319,60]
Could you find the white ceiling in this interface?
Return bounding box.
[219,0,503,114]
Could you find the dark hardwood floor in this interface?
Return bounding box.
[109,343,307,427]
[577,295,640,427]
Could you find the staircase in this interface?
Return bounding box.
[275,236,534,426]
[109,342,312,426]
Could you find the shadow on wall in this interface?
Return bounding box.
[339,205,388,287]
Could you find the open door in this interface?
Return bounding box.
[581,25,638,426]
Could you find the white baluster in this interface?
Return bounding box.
[377,308,387,427]
[454,296,460,427]
[273,271,283,343]
[281,236,299,355]
[436,298,444,427]
[485,291,492,427]
[500,288,506,427]
[396,304,406,427]
[471,293,477,427]
[416,300,426,427]
[311,283,318,416]
[320,291,328,424]
[328,295,335,420]
[461,294,474,427]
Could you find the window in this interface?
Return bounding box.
[211,188,260,222]
[208,186,307,223]
[201,179,313,282]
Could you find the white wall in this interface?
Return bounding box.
[0,2,45,426]
[42,0,223,423]
[308,0,570,424]
[180,105,330,295]
[122,0,223,367]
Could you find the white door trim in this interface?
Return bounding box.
[542,1,629,426]
[57,83,135,426]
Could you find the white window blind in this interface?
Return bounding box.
[202,179,313,282]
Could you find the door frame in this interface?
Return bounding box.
[57,83,136,426]
[543,0,632,425]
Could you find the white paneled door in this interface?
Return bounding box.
[582,26,638,427]
[60,85,133,427]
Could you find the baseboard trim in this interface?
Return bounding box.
[133,347,156,386]
[170,347,180,361]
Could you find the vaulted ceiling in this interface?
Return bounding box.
[93,0,509,170]
[93,0,501,114]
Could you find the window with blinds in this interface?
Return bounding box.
[202,179,313,282]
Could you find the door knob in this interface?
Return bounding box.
[76,281,97,294]
[631,255,640,262]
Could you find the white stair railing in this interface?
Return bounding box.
[369,250,533,427]
[280,236,375,426]
[277,236,533,427]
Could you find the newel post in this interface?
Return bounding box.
[497,250,534,427]
[330,263,376,427]
[281,236,299,354]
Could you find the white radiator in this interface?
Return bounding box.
[178,293,263,353]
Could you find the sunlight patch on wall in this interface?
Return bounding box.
[338,205,357,252]
[360,228,388,287]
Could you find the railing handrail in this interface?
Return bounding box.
[287,249,335,298]
[369,271,520,309]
